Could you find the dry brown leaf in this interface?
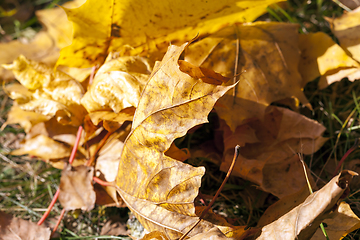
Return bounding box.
[256,170,358,240]
[100,216,130,236]
[59,164,96,211]
[0,211,51,240]
[185,22,309,131]
[221,106,327,198]
[81,56,152,113]
[115,42,236,239]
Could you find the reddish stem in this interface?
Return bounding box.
[86,130,112,166]
[37,189,60,225]
[93,176,114,187]
[69,126,83,165]
[333,138,359,177]
[37,126,83,225]
[52,208,66,234]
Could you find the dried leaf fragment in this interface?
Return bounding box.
[59,164,96,211]
[0,211,51,240]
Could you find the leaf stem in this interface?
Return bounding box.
[93,176,115,187]
[333,138,359,177]
[86,130,112,166]
[37,188,60,225]
[179,145,240,240]
[51,208,66,235]
[37,125,83,226]
[69,126,83,165]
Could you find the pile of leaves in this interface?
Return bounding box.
[1,0,360,239]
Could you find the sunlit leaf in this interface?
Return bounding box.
[116,42,235,239]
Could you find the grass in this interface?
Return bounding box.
[1,0,360,239]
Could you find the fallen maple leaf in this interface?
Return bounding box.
[115,42,236,239]
[57,0,284,68]
[256,170,358,240]
[185,22,310,131]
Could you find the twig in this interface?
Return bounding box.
[179,145,240,240]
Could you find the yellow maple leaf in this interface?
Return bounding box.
[115,42,236,239]
[57,0,284,68]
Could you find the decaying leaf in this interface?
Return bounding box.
[59,164,96,211]
[221,106,327,198]
[115,42,235,239]
[256,170,358,240]
[0,211,51,240]
[185,22,309,131]
[57,0,284,68]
